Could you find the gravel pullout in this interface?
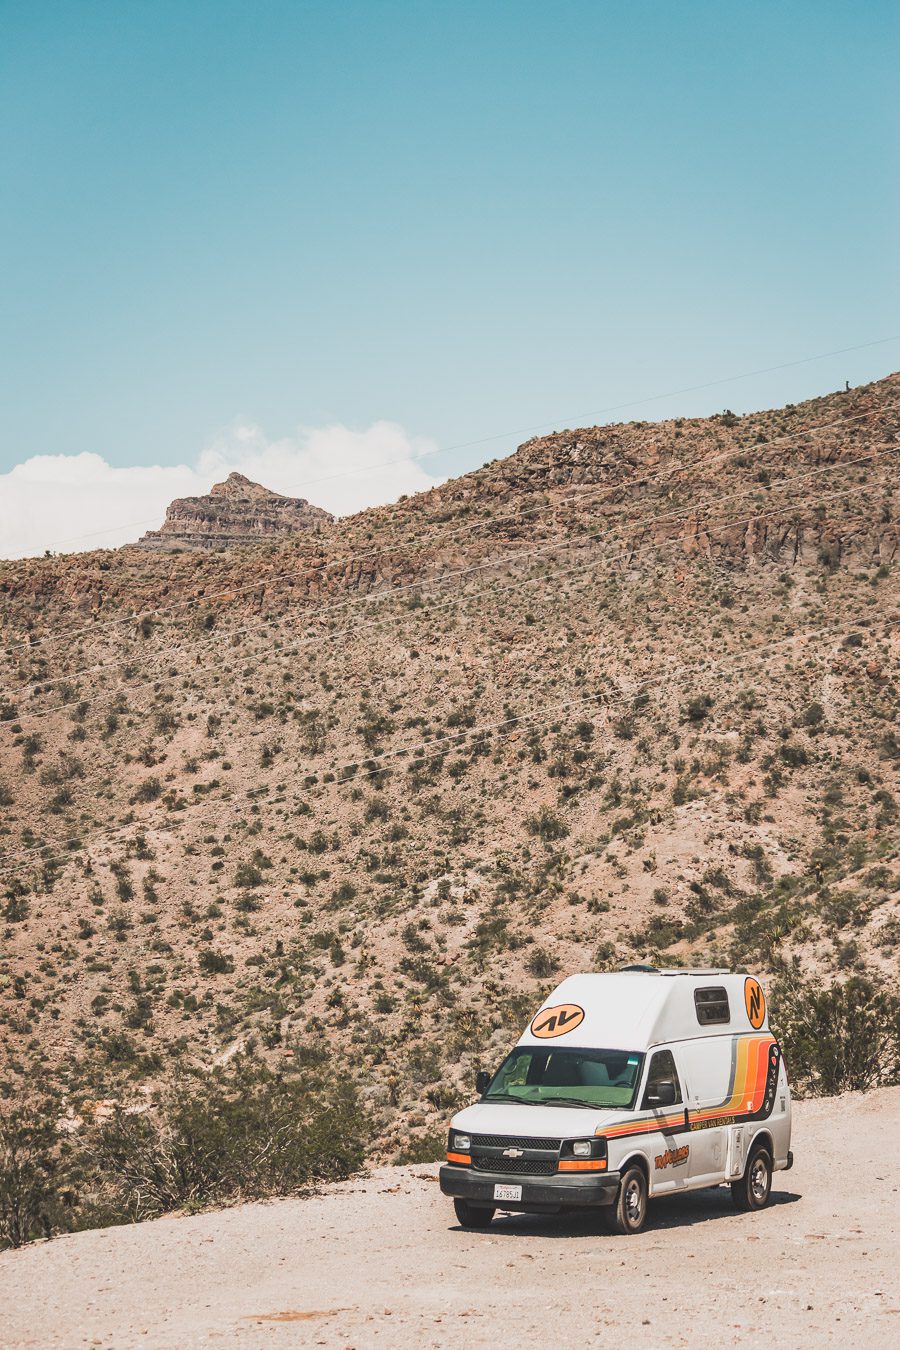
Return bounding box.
[1,1087,898,1349]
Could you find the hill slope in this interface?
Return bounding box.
[0,375,897,1155]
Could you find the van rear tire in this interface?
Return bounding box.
[731,1144,772,1212]
[607,1165,648,1234]
[453,1199,495,1228]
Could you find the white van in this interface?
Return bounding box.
[440,967,792,1233]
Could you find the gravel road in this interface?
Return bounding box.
[2,1087,898,1349]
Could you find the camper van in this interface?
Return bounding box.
[440,968,792,1234]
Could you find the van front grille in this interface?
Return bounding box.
[473,1156,556,1176]
[469,1134,561,1151]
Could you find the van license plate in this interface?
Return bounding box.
[494,1184,522,1202]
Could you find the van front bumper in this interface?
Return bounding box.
[439,1164,620,1211]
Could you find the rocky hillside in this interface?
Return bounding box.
[0,375,897,1157]
[136,472,333,550]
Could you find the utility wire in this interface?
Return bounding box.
[10,448,895,721]
[22,334,900,553]
[3,399,893,668]
[3,467,885,842]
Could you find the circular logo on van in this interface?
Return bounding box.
[530,1003,585,1039]
[744,977,766,1029]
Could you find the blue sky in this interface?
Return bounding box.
[1,1,898,553]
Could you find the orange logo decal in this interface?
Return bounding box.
[744,977,766,1029]
[530,1003,585,1039]
[655,1145,689,1170]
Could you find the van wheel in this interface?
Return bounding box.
[453,1199,495,1228]
[608,1166,648,1234]
[731,1144,772,1212]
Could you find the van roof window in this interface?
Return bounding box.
[694,986,730,1025]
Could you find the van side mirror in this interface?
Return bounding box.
[647,1081,677,1108]
[475,1070,491,1096]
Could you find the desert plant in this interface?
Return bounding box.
[771,973,900,1096]
[0,1098,70,1249]
[80,1057,365,1221]
[525,807,569,841]
[198,949,234,975]
[525,947,560,978]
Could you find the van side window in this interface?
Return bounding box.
[694,986,730,1025]
[641,1049,682,1109]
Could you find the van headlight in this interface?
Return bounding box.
[572,1139,592,1158]
[452,1132,471,1152]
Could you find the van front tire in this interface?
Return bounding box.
[608,1165,648,1235]
[453,1199,495,1228]
[731,1144,772,1212]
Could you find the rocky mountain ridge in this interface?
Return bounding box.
[136,471,333,551]
[2,375,897,636]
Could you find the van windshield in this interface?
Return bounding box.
[483,1047,644,1109]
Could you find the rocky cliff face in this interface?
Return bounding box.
[136,472,333,550]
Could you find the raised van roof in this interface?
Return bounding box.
[518,970,769,1051]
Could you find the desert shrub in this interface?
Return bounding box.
[525,947,560,978]
[234,861,263,888]
[525,807,569,841]
[80,1058,365,1222]
[2,887,30,924]
[199,949,234,975]
[394,1129,446,1164]
[132,777,163,804]
[779,743,808,769]
[771,973,900,1097]
[684,694,714,722]
[0,1097,72,1249]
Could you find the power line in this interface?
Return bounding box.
[24,334,900,553]
[10,447,895,721]
[7,469,885,847]
[4,398,893,667]
[4,473,889,868]
[0,615,890,884]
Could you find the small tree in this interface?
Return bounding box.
[771,974,900,1096]
[0,1100,68,1249]
[525,807,569,842]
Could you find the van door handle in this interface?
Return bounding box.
[683,1107,690,1132]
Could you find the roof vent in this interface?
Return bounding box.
[618,964,659,974]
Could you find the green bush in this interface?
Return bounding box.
[525,947,560,978]
[0,1097,72,1249]
[0,1059,366,1247]
[525,807,569,841]
[199,949,234,975]
[394,1129,445,1164]
[771,973,900,1097]
[684,694,714,722]
[82,1059,364,1221]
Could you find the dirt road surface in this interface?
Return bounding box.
[2,1087,898,1349]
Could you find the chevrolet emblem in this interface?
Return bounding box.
[502,1147,524,1158]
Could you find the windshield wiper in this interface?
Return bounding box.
[483,1093,530,1104]
[540,1096,597,1109]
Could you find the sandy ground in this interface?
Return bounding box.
[1,1087,898,1350]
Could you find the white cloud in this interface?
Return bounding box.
[0,421,442,559]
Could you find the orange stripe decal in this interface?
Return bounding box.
[595,1036,779,1143]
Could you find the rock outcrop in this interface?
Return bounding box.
[136,472,333,550]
